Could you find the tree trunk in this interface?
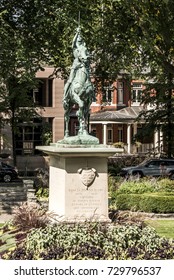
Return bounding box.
[11,111,17,167]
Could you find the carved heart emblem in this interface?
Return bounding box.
[78,167,97,189]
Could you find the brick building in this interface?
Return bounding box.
[0,67,65,173]
[0,68,158,173]
[90,78,155,154]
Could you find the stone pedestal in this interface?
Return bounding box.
[36,144,122,222]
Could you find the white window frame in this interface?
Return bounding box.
[102,84,113,105]
[107,127,113,144]
[132,83,143,103]
[118,125,123,142]
[118,82,123,104]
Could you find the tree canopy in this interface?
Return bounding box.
[1,0,174,157]
[1,0,174,79]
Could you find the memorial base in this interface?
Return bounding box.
[36,145,122,223]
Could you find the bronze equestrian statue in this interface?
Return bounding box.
[62,27,95,139]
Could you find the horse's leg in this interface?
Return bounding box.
[83,83,93,134]
[64,102,72,137]
[73,92,85,135]
[83,98,90,134]
[64,110,70,137]
[77,102,84,135]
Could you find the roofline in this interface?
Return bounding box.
[90,120,136,124]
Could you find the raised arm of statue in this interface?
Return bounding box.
[72,27,86,59]
[72,27,81,49]
[63,29,82,103]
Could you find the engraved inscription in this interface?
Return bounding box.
[67,187,106,217]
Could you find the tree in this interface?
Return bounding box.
[92,0,174,157]
[0,0,101,164]
[128,0,174,157]
[1,0,174,158]
[1,76,39,166]
[0,3,40,165]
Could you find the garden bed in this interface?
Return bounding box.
[0,203,174,260]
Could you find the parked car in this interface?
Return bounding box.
[0,161,18,182]
[120,158,174,179]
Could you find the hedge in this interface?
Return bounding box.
[115,193,174,213]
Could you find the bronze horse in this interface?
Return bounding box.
[63,29,94,137]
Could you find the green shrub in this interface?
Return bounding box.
[36,188,49,200]
[116,179,155,195]
[140,194,174,213]
[108,164,122,177]
[113,178,174,196]
[157,178,174,193]
[4,223,174,260]
[108,176,122,195]
[115,193,174,213]
[115,194,142,211]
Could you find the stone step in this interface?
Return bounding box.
[0,197,27,202]
[1,198,27,205]
[0,182,23,187]
[0,192,27,199]
[0,186,26,191]
[0,197,27,203]
[0,192,26,196]
[0,179,36,216]
[0,188,27,193]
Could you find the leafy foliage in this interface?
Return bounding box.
[1,0,174,157]
[157,178,174,193]
[116,179,156,195]
[3,222,174,260]
[115,177,174,195]
[41,122,52,145]
[109,177,174,213]
[115,193,174,213]
[33,168,49,200]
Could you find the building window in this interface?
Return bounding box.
[107,127,113,144]
[118,125,123,142]
[117,81,124,104]
[132,83,143,103]
[102,84,113,105]
[29,78,53,107]
[48,79,53,107]
[15,121,42,155]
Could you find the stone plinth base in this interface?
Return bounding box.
[36,145,122,222]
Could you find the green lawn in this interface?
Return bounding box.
[145,219,174,239]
